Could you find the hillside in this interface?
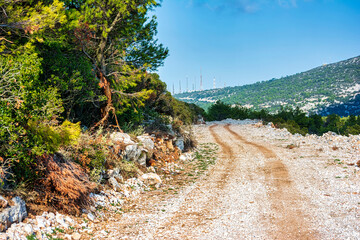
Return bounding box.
[175,56,360,116]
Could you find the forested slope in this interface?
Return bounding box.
[175,56,360,116]
[0,0,204,212]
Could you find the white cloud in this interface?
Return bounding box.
[188,0,308,13]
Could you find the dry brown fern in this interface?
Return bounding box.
[35,154,96,215]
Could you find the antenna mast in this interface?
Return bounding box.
[200,68,203,91]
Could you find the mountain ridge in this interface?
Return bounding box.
[174,55,360,116]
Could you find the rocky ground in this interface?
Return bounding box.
[2,119,360,239]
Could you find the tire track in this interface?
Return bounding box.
[150,124,239,238]
[224,124,317,240]
[224,124,276,158]
[209,124,237,188]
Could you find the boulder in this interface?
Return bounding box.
[139,173,162,185]
[175,138,184,151]
[124,144,142,162]
[137,152,147,166]
[166,124,176,136]
[108,177,122,192]
[197,115,205,124]
[0,196,27,232]
[110,132,135,145]
[137,136,155,150]
[107,168,123,183]
[124,144,147,166]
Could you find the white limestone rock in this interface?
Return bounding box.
[110,132,135,145]
[139,173,162,186]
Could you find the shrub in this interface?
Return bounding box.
[0,53,82,185]
[277,120,308,135]
[121,122,145,137]
[70,132,108,179]
[344,124,360,136]
[27,120,81,155]
[207,100,232,121]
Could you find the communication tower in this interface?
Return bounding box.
[200,68,203,91]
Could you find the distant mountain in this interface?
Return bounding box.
[175,56,360,116]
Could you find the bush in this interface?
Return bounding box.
[0,53,81,185]
[277,120,308,135]
[344,124,360,136]
[27,120,81,155]
[69,131,108,179]
[207,100,233,121]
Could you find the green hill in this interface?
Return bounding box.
[175,56,360,116]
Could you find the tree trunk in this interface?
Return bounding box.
[90,68,122,132]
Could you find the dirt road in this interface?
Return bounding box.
[92,122,360,239]
[144,124,316,239]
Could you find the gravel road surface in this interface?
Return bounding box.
[91,122,360,239]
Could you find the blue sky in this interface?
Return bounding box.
[154,0,360,93]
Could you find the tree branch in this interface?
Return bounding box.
[111,90,141,98]
[0,37,13,43]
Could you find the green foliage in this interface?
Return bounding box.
[27,120,81,155]
[344,124,360,135]
[62,0,170,129]
[2,0,170,130]
[206,101,360,136]
[193,143,219,173]
[0,0,201,192]
[60,120,82,144]
[324,114,343,134]
[0,52,65,182]
[26,234,38,240]
[38,43,102,125]
[0,51,80,185]
[207,100,233,121]
[276,120,308,135]
[115,73,205,128]
[154,91,204,125]
[121,122,145,137]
